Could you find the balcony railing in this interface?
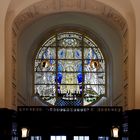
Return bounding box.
[17,106,122,113]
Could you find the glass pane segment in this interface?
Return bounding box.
[94,48,104,59]
[58,60,82,72]
[56,136,61,140]
[43,35,56,47]
[51,136,55,140]
[84,85,105,96]
[58,38,81,47]
[84,48,103,60]
[84,36,97,47]
[58,48,82,59]
[34,31,106,106]
[84,59,105,72]
[35,60,56,72]
[59,84,81,95]
[35,85,56,105]
[31,136,42,140]
[73,136,78,140]
[58,72,80,84]
[84,72,105,84]
[85,136,89,140]
[36,47,56,59]
[35,85,56,97]
[84,47,95,60]
[84,84,105,105]
[73,136,89,140]
[84,47,103,60]
[58,32,82,40]
[57,32,82,46]
[62,136,66,140]
[35,72,56,84]
[79,136,83,140]
[98,136,109,140]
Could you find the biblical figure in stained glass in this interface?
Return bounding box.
[34,32,105,106]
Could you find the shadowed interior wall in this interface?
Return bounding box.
[18,13,122,106]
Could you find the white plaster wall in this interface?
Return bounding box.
[97,0,135,109]
[130,0,140,109]
[0,0,11,108]
[8,0,40,15]
[98,0,134,17]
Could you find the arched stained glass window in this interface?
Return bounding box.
[34,31,106,106]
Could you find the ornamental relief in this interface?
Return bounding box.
[12,0,128,40]
[9,0,128,108]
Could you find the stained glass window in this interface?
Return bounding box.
[34,31,106,106]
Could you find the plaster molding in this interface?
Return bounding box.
[5,0,131,109]
[11,0,128,40]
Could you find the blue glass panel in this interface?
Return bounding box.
[78,64,82,73]
[55,98,82,106]
[34,31,106,106]
[58,48,82,59]
[57,73,63,84]
[36,47,56,59]
[84,48,97,59]
[77,73,83,83]
[58,63,63,72]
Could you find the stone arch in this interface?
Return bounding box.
[5,0,134,110]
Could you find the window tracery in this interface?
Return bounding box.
[34,31,106,106]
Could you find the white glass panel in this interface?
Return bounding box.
[74,136,89,140]
[31,136,42,140]
[51,136,56,140]
[79,136,83,140]
[85,136,89,140]
[74,136,78,140]
[56,136,61,140]
[62,136,66,140]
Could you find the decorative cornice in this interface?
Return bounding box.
[11,0,127,39]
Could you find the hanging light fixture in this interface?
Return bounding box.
[111,126,119,138]
[21,127,29,138]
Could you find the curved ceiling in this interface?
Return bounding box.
[6,0,132,38]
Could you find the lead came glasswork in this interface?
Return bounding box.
[34,31,106,106]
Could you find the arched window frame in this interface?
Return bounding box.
[34,30,107,106]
